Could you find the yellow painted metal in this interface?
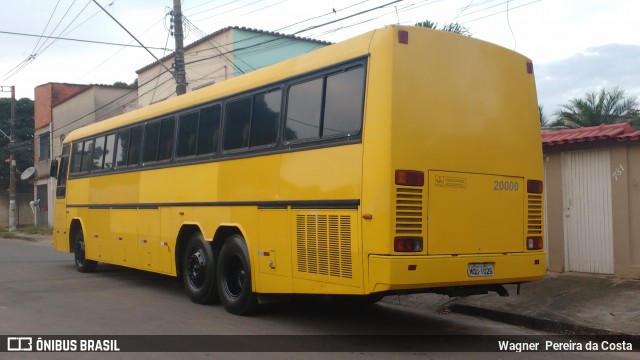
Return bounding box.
[55,25,544,297]
[368,253,546,293]
[427,171,524,255]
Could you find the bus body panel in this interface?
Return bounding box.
[368,253,546,293]
[361,27,545,289]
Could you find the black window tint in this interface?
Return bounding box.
[323,67,365,137]
[143,122,161,163]
[80,140,93,173]
[224,96,252,151]
[158,117,175,161]
[198,105,221,155]
[56,144,70,198]
[70,142,83,174]
[115,129,130,168]
[285,78,323,141]
[128,126,142,166]
[103,134,115,169]
[92,136,105,170]
[251,90,281,147]
[177,112,199,158]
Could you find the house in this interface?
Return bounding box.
[543,123,640,279]
[135,26,329,107]
[33,83,137,226]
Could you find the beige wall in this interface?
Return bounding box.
[544,141,640,279]
[137,31,234,107]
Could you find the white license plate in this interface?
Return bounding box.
[467,263,494,277]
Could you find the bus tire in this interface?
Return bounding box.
[217,235,258,315]
[182,233,219,304]
[74,230,97,273]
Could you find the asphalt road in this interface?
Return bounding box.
[0,237,635,359]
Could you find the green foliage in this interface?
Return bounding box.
[539,105,548,127]
[112,80,137,89]
[0,97,34,193]
[414,19,472,36]
[21,225,53,235]
[555,87,640,128]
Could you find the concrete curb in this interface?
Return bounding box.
[449,304,631,336]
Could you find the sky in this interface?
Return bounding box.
[1,0,639,119]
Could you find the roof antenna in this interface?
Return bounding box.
[394,6,400,24]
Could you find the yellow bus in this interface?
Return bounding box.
[51,25,545,315]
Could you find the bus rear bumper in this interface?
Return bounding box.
[368,253,546,294]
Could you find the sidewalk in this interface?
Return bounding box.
[384,271,640,336]
[7,232,640,335]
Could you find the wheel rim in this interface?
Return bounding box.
[74,237,85,265]
[224,255,245,299]
[187,248,207,289]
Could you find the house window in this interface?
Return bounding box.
[39,132,50,160]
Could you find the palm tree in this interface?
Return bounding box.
[539,105,548,127]
[555,87,640,128]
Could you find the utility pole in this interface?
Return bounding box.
[0,85,16,231]
[173,0,187,95]
[9,86,16,231]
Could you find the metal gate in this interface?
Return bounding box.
[561,149,614,274]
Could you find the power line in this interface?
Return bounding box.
[91,0,173,75]
[461,0,542,23]
[0,30,170,51]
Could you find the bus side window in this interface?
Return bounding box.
[251,90,281,147]
[103,134,115,169]
[69,142,83,174]
[115,129,130,168]
[79,139,94,173]
[128,126,143,166]
[198,105,221,155]
[157,117,175,161]
[224,96,252,151]
[92,136,106,171]
[177,111,199,158]
[285,78,323,141]
[143,122,161,163]
[323,67,365,137]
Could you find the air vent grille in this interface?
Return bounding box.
[396,187,423,234]
[527,194,543,235]
[296,214,352,278]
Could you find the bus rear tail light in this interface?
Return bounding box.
[527,180,543,194]
[395,170,424,186]
[526,236,543,250]
[394,237,423,252]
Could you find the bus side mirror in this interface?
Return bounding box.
[49,159,59,178]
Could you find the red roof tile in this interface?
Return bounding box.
[542,123,640,146]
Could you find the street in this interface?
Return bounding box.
[0,237,635,359]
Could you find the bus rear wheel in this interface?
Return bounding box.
[74,230,97,273]
[182,233,219,304]
[217,235,258,315]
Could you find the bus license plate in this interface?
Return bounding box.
[467,263,494,277]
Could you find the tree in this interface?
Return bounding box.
[0,97,34,193]
[415,19,472,37]
[554,87,640,128]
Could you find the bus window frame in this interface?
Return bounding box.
[64,57,367,180]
